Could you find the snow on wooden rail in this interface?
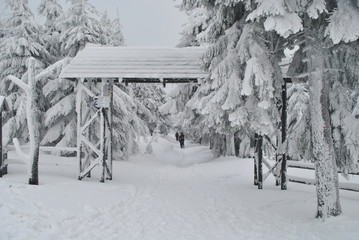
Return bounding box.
[287,160,359,192]
[59,46,208,81]
[288,160,359,175]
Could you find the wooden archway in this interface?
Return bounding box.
[60,45,207,182]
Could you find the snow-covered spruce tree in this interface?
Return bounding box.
[284,81,311,161]
[6,58,65,184]
[37,0,64,61]
[59,0,103,57]
[106,10,125,47]
[100,10,112,45]
[0,0,49,145]
[112,84,149,159]
[131,83,170,135]
[40,58,74,150]
[160,83,199,139]
[0,0,48,88]
[177,5,210,47]
[180,1,283,157]
[250,0,359,218]
[41,0,106,151]
[7,58,41,184]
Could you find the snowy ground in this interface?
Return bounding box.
[1,135,359,240]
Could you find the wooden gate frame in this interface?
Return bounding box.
[75,78,113,182]
[254,78,291,190]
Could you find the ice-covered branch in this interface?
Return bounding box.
[6,75,30,93]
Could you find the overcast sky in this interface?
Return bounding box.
[1,0,187,46]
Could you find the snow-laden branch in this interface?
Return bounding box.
[6,75,30,93]
[35,57,71,82]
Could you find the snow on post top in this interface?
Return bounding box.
[60,45,208,80]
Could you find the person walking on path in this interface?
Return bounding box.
[175,132,179,141]
[179,132,185,148]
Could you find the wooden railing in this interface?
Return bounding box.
[287,160,359,192]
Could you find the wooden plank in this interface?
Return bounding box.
[107,79,113,180]
[287,160,359,175]
[257,135,263,189]
[81,109,100,132]
[79,157,101,179]
[76,81,83,180]
[288,175,359,192]
[100,79,106,183]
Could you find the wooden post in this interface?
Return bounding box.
[76,80,83,180]
[281,80,290,190]
[0,109,3,177]
[253,133,258,186]
[275,153,280,186]
[100,79,106,183]
[107,79,113,180]
[257,134,263,189]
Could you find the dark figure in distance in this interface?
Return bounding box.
[175,132,179,141]
[179,132,185,148]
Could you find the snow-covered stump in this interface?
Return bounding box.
[308,42,341,218]
[7,58,41,185]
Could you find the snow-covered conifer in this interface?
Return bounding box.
[179,1,283,157]
[59,0,103,56]
[131,83,170,135]
[108,10,125,46]
[38,0,64,60]
[0,0,49,145]
[250,0,359,218]
[0,0,48,85]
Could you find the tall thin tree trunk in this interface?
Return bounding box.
[308,40,341,218]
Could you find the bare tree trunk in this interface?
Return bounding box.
[27,58,41,185]
[308,40,341,218]
[226,133,235,156]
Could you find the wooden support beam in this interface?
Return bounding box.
[0,109,3,177]
[81,109,100,132]
[252,133,258,186]
[63,77,200,84]
[107,79,113,180]
[281,82,288,190]
[76,81,83,180]
[100,79,107,183]
[257,134,263,189]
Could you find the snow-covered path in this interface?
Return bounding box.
[1,135,359,239]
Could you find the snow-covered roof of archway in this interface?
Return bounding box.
[60,46,208,82]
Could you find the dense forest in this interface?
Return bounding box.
[1,0,359,219]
